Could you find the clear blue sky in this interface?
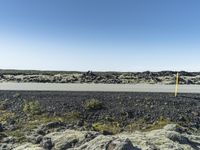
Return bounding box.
[0,0,200,71]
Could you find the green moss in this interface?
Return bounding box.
[13,111,81,133]
[5,130,26,143]
[127,117,172,132]
[126,118,146,132]
[24,114,64,130]
[92,122,120,134]
[62,111,81,123]
[23,112,79,128]
[1,111,80,143]
[83,99,103,111]
[23,101,41,116]
[0,110,16,124]
[144,118,171,131]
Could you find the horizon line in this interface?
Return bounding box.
[0,68,200,73]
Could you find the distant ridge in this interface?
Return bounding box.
[1,69,200,84]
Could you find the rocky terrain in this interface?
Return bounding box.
[2,124,200,150]
[1,70,200,84]
[1,91,200,149]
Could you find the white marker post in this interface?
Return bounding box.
[175,72,179,97]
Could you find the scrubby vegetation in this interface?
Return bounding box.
[23,100,41,116]
[0,110,16,124]
[83,98,103,111]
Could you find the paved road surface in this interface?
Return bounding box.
[0,83,200,93]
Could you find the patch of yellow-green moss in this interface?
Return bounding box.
[23,101,41,116]
[23,114,64,130]
[22,111,81,131]
[127,117,172,132]
[0,110,16,124]
[0,100,16,124]
[126,118,146,132]
[1,112,81,143]
[62,111,81,123]
[83,99,103,111]
[144,118,172,132]
[92,122,120,134]
[5,130,26,143]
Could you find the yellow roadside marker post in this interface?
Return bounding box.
[175,72,179,97]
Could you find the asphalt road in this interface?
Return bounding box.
[0,82,200,93]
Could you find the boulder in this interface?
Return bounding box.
[107,138,139,150]
[163,124,187,133]
[26,133,43,144]
[40,137,53,150]
[0,143,14,150]
[166,131,190,144]
[75,135,139,150]
[13,143,44,150]
[1,136,15,144]
[44,130,95,150]
[76,135,114,150]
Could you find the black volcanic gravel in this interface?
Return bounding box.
[1,91,200,128]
